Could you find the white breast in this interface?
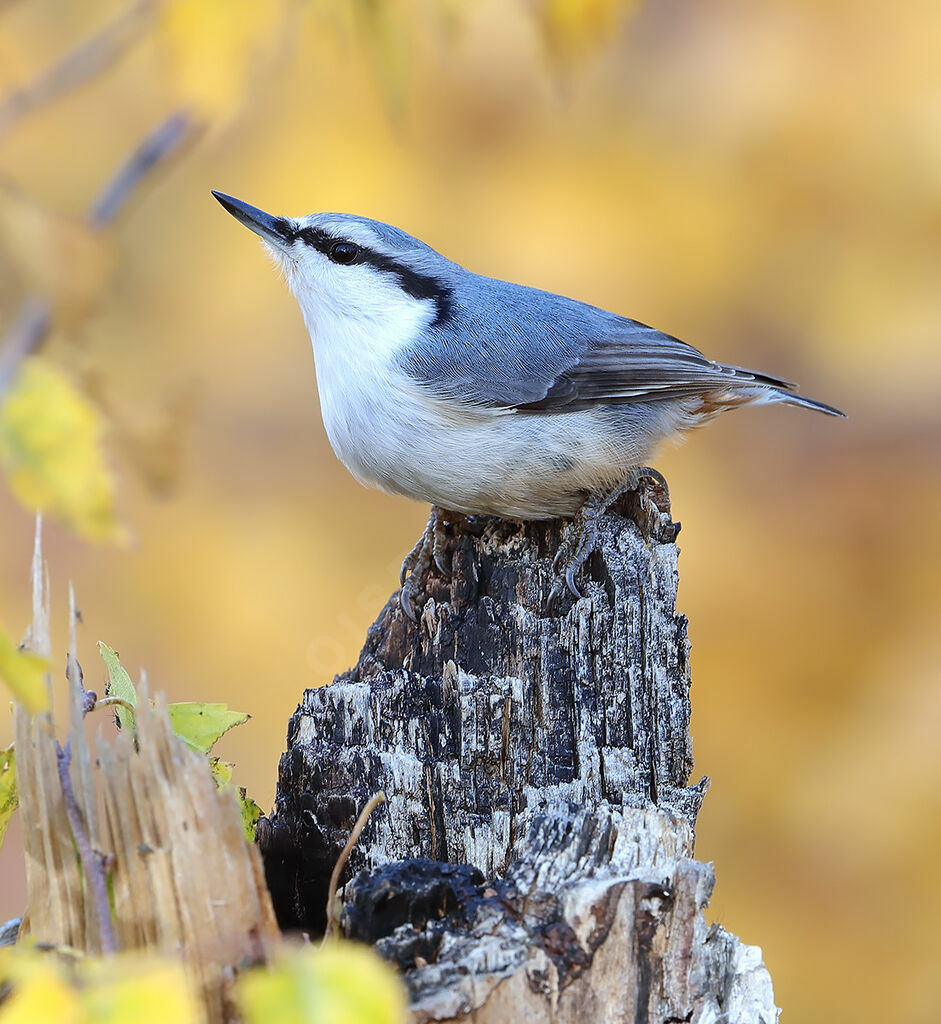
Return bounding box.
[305,318,654,518]
[290,265,439,491]
[286,260,661,519]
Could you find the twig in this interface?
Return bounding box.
[89,111,193,227]
[323,791,386,940]
[0,0,154,141]
[0,299,50,395]
[65,652,96,716]
[55,738,117,954]
[0,110,195,398]
[60,602,115,955]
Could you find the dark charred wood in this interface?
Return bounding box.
[260,477,778,1021]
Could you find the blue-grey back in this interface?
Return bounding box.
[311,214,797,411]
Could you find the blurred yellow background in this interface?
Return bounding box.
[1,1,939,1020]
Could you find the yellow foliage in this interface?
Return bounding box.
[0,185,114,327]
[536,0,638,61]
[159,0,286,116]
[238,943,407,1024]
[0,943,404,1024]
[0,961,77,1024]
[0,358,121,543]
[0,951,203,1024]
[79,959,203,1024]
[0,626,49,715]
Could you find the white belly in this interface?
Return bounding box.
[317,364,660,519]
[303,302,661,519]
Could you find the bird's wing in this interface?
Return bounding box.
[402,278,794,412]
[513,323,795,412]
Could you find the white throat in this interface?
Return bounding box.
[280,256,438,487]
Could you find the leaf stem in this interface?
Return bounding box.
[93,696,136,715]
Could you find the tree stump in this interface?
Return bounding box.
[260,479,779,1023]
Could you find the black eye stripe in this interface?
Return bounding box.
[291,225,454,328]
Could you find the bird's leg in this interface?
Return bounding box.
[553,467,670,601]
[400,505,452,621]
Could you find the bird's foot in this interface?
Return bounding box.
[400,506,452,621]
[551,467,671,603]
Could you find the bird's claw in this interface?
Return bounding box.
[432,527,451,576]
[399,506,453,621]
[399,578,422,621]
[551,535,592,606]
[552,467,666,604]
[565,562,582,600]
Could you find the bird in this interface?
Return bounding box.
[212,190,843,617]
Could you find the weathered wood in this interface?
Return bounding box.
[261,479,779,1022]
[13,525,280,1024]
[97,692,280,1022]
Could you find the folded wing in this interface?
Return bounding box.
[405,275,804,413]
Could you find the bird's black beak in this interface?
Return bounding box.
[211,190,292,248]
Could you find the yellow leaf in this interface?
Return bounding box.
[159,0,285,116]
[0,745,17,849]
[0,183,114,327]
[238,943,407,1024]
[97,642,137,732]
[0,950,202,1024]
[0,626,48,714]
[81,958,202,1024]
[167,702,250,754]
[0,358,121,542]
[535,0,638,63]
[0,961,78,1024]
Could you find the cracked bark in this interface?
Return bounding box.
[260,478,779,1023]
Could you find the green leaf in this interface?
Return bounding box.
[98,641,137,731]
[238,942,407,1024]
[0,745,17,850]
[0,625,49,714]
[0,356,122,542]
[237,787,262,843]
[167,702,249,754]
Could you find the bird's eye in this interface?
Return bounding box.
[329,241,359,265]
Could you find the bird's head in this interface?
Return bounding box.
[211,191,455,345]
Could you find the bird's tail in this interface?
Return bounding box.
[769,389,845,417]
[717,363,846,418]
